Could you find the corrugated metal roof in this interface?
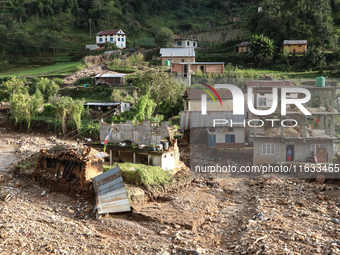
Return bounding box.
[85,152,109,160]
[283,40,307,45]
[84,102,122,106]
[95,74,126,78]
[237,42,251,47]
[180,111,245,130]
[92,166,131,216]
[96,30,125,36]
[176,62,224,65]
[184,89,232,100]
[160,48,195,57]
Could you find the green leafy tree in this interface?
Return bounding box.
[249,34,275,66]
[134,70,185,116]
[135,93,156,122]
[303,46,326,70]
[154,28,174,48]
[31,78,59,102]
[9,93,42,132]
[0,77,28,102]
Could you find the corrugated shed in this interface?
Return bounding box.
[160,48,195,57]
[180,111,245,130]
[237,42,251,47]
[92,166,131,216]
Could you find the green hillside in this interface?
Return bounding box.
[1,0,340,72]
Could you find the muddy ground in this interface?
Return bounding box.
[1,133,340,254]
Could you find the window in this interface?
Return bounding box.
[209,128,216,132]
[178,41,182,45]
[181,59,185,63]
[258,98,266,106]
[99,38,102,42]
[193,42,196,46]
[118,38,120,41]
[299,45,301,47]
[122,38,124,42]
[311,144,324,154]
[225,135,235,143]
[110,38,113,41]
[105,38,107,42]
[262,144,275,155]
[121,44,123,47]
[187,41,190,46]
[259,92,265,96]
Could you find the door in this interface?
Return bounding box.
[293,49,296,55]
[209,135,216,147]
[317,147,327,163]
[286,145,294,161]
[225,135,235,143]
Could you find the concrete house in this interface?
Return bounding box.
[173,35,198,48]
[241,80,298,117]
[251,85,338,165]
[183,88,233,111]
[283,40,307,55]
[237,42,251,53]
[180,111,246,148]
[160,48,195,65]
[97,120,180,171]
[94,74,126,86]
[96,30,126,49]
[172,62,224,78]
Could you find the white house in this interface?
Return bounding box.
[96,30,126,49]
[173,37,198,49]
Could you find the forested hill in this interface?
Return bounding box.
[0,0,339,65]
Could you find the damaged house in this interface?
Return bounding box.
[33,146,108,197]
[93,120,180,171]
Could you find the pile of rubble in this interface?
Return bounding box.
[263,127,300,137]
[63,64,120,86]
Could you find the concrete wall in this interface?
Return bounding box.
[253,138,334,165]
[100,120,170,146]
[172,63,224,74]
[185,99,233,111]
[208,127,245,148]
[238,46,249,53]
[162,57,195,65]
[173,40,198,48]
[96,34,126,48]
[283,44,307,54]
[86,44,99,50]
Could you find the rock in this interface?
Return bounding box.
[159,231,168,235]
[332,218,339,224]
[41,191,46,196]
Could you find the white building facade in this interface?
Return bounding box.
[96,29,126,49]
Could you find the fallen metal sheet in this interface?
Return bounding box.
[92,166,131,215]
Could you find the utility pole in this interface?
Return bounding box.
[89,19,92,37]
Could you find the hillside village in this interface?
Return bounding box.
[1,0,340,254]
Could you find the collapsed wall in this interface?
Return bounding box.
[31,147,107,199]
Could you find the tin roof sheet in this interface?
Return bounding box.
[95,74,126,78]
[92,166,131,215]
[160,48,195,57]
[283,40,307,45]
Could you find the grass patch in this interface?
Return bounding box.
[107,65,137,73]
[103,162,172,187]
[0,61,82,78]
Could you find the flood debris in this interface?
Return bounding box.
[92,166,131,219]
[31,146,108,199]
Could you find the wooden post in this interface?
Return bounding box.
[331,89,335,112]
[325,116,329,134]
[110,150,113,165]
[330,116,335,137]
[321,91,325,108]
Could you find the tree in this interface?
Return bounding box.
[249,34,275,66]
[0,77,28,102]
[9,93,42,132]
[154,27,174,48]
[31,78,59,102]
[135,93,156,122]
[303,46,326,70]
[134,70,185,117]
